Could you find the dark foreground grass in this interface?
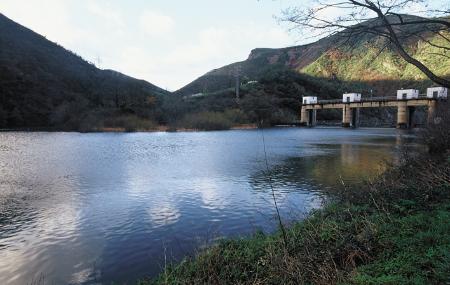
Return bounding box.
[351,204,450,284]
[140,152,450,285]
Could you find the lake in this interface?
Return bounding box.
[0,128,412,284]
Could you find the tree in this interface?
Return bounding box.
[9,107,23,127]
[241,89,281,125]
[281,0,450,87]
[0,106,7,128]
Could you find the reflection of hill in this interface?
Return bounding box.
[311,144,391,186]
[249,141,400,194]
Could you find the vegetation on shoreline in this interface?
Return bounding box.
[170,110,249,131]
[143,105,450,285]
[3,13,447,132]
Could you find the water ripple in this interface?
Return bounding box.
[0,128,404,284]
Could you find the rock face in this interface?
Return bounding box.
[176,15,450,96]
[0,13,168,129]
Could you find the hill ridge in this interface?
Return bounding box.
[0,13,169,130]
[175,14,450,96]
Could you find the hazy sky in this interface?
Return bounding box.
[0,0,443,90]
[0,0,305,90]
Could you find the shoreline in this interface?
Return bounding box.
[0,124,404,133]
[0,124,259,133]
[146,152,450,284]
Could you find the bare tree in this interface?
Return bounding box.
[281,0,450,87]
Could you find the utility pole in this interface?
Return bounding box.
[95,55,102,68]
[234,65,241,102]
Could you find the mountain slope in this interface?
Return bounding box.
[176,15,450,96]
[0,13,169,130]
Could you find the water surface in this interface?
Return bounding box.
[0,128,410,284]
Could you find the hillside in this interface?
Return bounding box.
[0,13,169,130]
[1,13,448,131]
[176,15,450,97]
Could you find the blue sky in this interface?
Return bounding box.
[0,0,444,90]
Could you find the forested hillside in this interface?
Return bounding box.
[166,15,449,129]
[1,13,448,131]
[176,15,450,97]
[0,13,169,131]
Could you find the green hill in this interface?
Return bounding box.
[176,15,450,97]
[1,13,448,131]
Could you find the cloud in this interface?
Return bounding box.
[139,10,175,37]
[155,23,292,88]
[86,0,124,29]
[166,23,291,66]
[0,0,86,47]
[147,201,181,228]
[0,1,295,90]
[109,22,292,90]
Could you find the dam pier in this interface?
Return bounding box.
[300,88,448,128]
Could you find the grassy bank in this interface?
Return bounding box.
[145,157,449,284]
[142,106,450,285]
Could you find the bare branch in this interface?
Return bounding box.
[280,0,450,87]
[423,52,450,59]
[405,31,450,51]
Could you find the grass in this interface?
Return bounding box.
[101,115,158,132]
[172,110,250,131]
[350,204,450,285]
[174,111,233,131]
[77,113,158,132]
[142,105,450,285]
[141,152,450,284]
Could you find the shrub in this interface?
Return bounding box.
[77,113,157,132]
[223,109,250,125]
[145,121,450,284]
[177,111,233,131]
[0,106,7,128]
[420,101,450,154]
[146,156,450,285]
[103,115,157,132]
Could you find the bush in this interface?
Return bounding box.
[223,109,250,125]
[102,115,157,132]
[78,113,157,132]
[0,106,7,128]
[176,111,233,131]
[146,155,450,285]
[421,101,450,154]
[145,115,450,284]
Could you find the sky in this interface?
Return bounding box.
[0,0,444,91]
[0,0,304,91]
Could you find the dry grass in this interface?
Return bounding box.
[142,152,449,284]
[143,105,450,285]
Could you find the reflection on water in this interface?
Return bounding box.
[0,128,413,284]
[312,143,391,186]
